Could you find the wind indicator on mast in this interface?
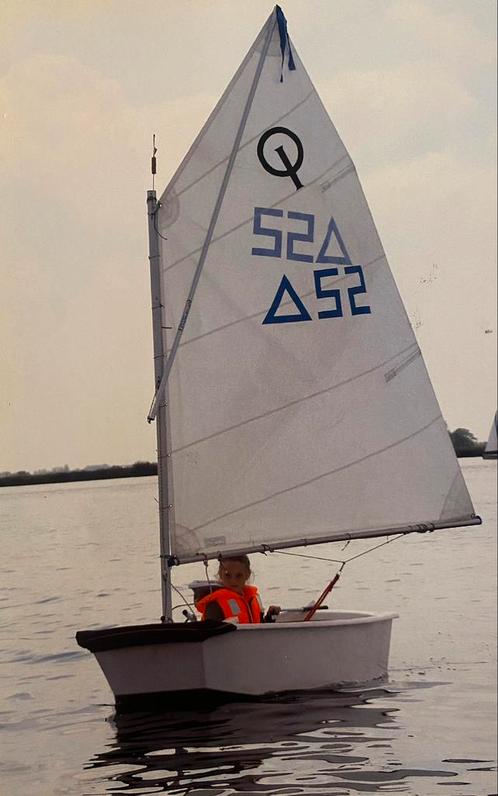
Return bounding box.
[151,134,157,190]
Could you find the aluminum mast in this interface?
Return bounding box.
[147,189,173,621]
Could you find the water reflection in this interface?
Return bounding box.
[86,688,458,795]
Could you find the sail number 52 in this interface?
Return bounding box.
[251,207,371,324]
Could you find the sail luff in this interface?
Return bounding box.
[148,14,277,422]
[169,514,482,565]
[157,13,275,206]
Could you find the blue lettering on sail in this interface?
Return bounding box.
[314,269,343,318]
[251,207,283,257]
[251,208,372,324]
[286,212,314,262]
[345,265,371,315]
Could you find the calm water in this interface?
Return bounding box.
[1,460,496,795]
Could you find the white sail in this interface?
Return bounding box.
[483,412,498,458]
[154,6,477,563]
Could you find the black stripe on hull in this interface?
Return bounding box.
[76,620,235,653]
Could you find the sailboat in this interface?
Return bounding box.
[76,6,480,711]
[483,412,498,459]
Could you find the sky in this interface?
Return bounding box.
[1,0,496,473]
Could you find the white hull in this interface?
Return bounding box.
[79,610,396,709]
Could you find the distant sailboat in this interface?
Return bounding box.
[483,412,498,459]
[76,5,480,710]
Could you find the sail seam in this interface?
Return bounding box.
[162,154,353,273]
[384,349,422,382]
[171,342,420,455]
[188,414,444,533]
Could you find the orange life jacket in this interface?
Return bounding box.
[195,585,263,624]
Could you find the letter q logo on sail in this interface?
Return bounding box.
[257,127,304,190]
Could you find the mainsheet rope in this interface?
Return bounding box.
[272,533,405,565]
[272,534,405,620]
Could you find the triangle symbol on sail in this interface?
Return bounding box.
[262,275,312,325]
[316,218,352,265]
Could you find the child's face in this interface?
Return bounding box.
[218,561,250,594]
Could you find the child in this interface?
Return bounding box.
[195,555,280,624]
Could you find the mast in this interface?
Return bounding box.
[147,188,173,621]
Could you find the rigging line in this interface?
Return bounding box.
[271,549,344,564]
[204,558,213,594]
[271,533,404,566]
[189,414,443,533]
[153,203,168,242]
[148,17,277,423]
[162,153,352,273]
[342,534,405,563]
[170,340,420,456]
[171,581,195,611]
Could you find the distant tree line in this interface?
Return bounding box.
[0,461,157,487]
[0,427,486,487]
[448,428,485,457]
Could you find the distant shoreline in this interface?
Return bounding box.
[0,448,488,488]
[0,462,157,488]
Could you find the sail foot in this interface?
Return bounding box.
[169,514,482,565]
